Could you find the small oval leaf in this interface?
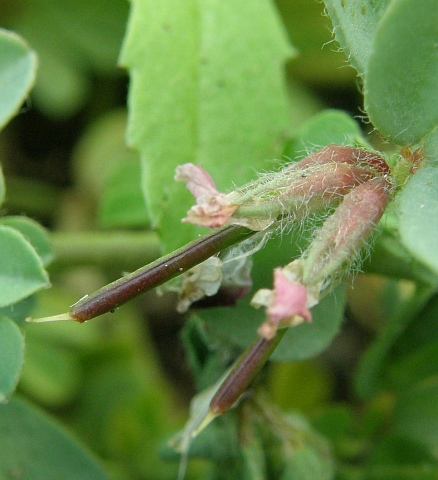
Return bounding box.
[324,0,391,78]
[364,0,438,145]
[0,216,53,266]
[0,29,37,131]
[0,316,24,402]
[0,166,5,206]
[0,225,50,308]
[398,166,438,276]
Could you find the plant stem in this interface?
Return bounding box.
[67,225,255,322]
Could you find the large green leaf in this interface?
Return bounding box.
[323,0,391,78]
[364,0,438,145]
[121,0,293,252]
[0,225,49,308]
[0,28,37,130]
[398,166,438,276]
[0,316,24,402]
[0,396,109,479]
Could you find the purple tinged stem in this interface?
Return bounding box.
[70,225,255,322]
[209,329,286,415]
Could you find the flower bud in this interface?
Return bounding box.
[176,146,386,231]
[252,176,391,340]
[251,268,312,339]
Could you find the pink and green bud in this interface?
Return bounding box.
[252,175,391,340]
[176,145,385,231]
[231,161,373,230]
[288,145,389,177]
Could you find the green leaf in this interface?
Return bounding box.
[0,165,5,206]
[364,0,438,145]
[10,0,128,117]
[0,316,24,402]
[387,342,438,392]
[425,126,438,166]
[281,445,334,480]
[398,166,438,276]
[19,333,82,407]
[311,405,354,445]
[0,225,50,308]
[284,109,368,159]
[0,296,35,325]
[367,434,437,467]
[323,0,391,78]
[204,286,345,362]
[355,284,434,399]
[121,0,293,252]
[271,286,346,361]
[98,159,149,228]
[0,396,109,479]
[0,216,53,266]
[0,28,37,130]
[385,294,438,391]
[393,378,438,454]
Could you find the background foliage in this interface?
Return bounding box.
[0,0,437,479]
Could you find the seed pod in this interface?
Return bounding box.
[209,330,286,415]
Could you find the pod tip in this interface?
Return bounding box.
[26,313,73,323]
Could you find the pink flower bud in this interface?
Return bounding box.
[252,269,312,339]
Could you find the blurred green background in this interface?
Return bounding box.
[2,1,437,479]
